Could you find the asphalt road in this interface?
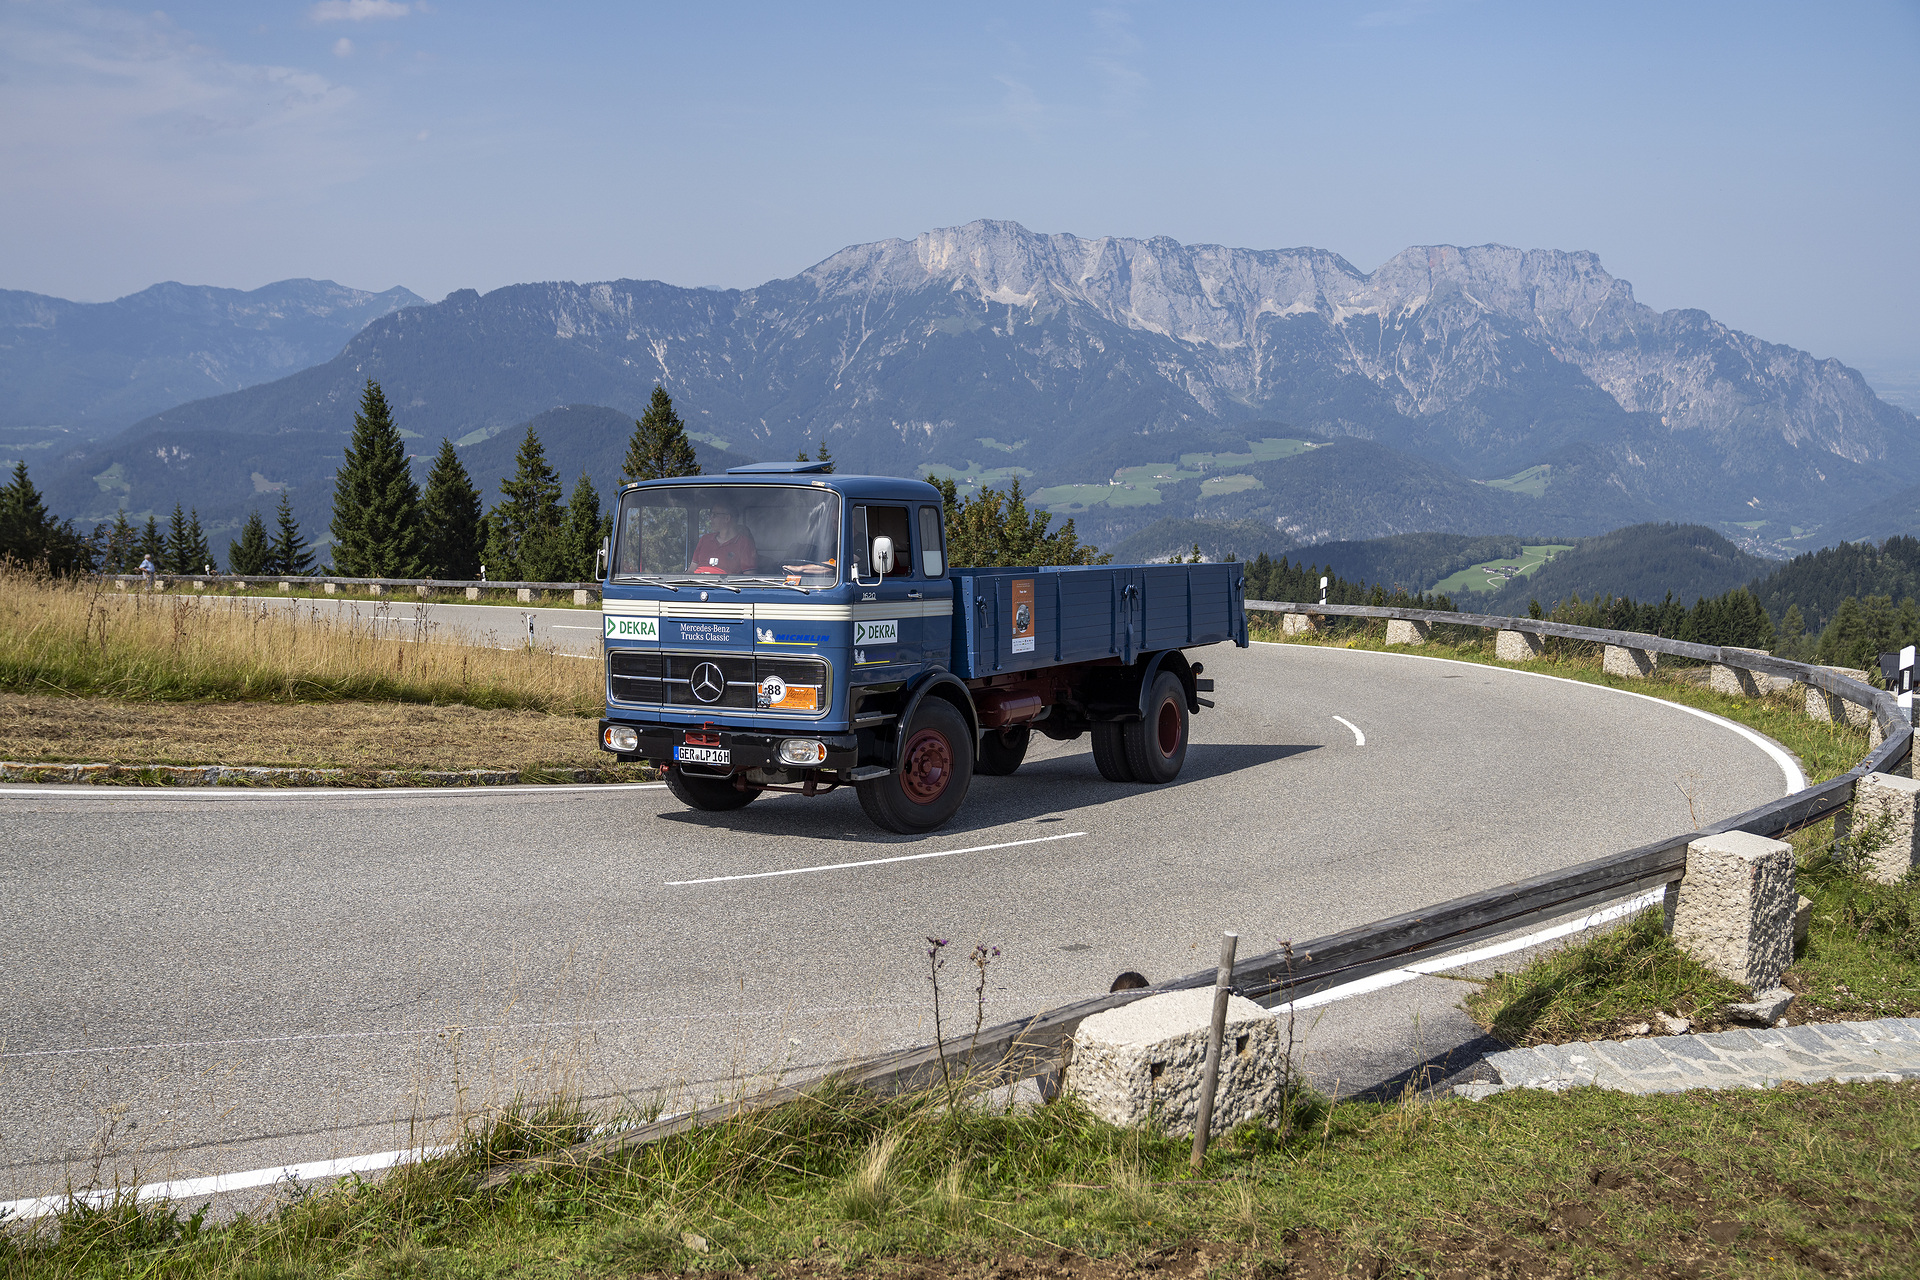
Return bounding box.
[0,641,1798,1204]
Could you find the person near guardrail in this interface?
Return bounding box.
[138,553,155,587]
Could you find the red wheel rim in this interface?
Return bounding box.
[1155,697,1182,757]
[900,727,954,803]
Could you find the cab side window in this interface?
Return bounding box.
[917,506,945,577]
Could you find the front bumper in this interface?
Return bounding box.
[598,719,862,772]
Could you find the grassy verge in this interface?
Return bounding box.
[1466,817,1920,1043]
[9,1077,1918,1279]
[126,583,600,609]
[0,694,628,773]
[1,569,600,713]
[1248,617,1870,783]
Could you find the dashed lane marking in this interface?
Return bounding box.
[668,831,1088,885]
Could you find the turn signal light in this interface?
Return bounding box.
[778,738,827,766]
[604,725,639,752]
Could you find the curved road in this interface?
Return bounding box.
[0,640,1795,1202]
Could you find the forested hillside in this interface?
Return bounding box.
[1746,537,1920,636]
[1482,524,1771,615]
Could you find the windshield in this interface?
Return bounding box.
[612,485,842,588]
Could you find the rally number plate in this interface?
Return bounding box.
[673,746,730,765]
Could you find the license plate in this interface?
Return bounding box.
[674,746,730,765]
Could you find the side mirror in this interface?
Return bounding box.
[871,536,895,576]
[596,536,609,581]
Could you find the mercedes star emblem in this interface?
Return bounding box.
[690,662,727,703]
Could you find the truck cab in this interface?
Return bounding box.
[598,460,1245,833]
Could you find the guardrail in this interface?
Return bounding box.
[103,573,600,601]
[477,596,1915,1185]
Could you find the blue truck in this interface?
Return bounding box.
[596,460,1248,833]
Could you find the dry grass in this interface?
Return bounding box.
[0,693,614,770]
[0,567,600,713]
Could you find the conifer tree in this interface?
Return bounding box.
[420,439,483,579]
[270,494,315,576]
[330,379,424,577]
[103,509,138,573]
[621,385,699,481]
[560,472,609,581]
[228,510,272,575]
[163,503,193,574]
[484,426,565,580]
[185,508,213,573]
[926,475,1105,568]
[0,461,92,574]
[140,516,165,568]
[815,439,835,473]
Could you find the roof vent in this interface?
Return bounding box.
[724,460,835,475]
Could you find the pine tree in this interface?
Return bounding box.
[419,439,483,579]
[185,508,213,573]
[486,426,565,580]
[927,475,1105,568]
[104,509,138,573]
[0,461,92,574]
[621,385,699,481]
[270,493,315,576]
[329,379,424,577]
[560,472,608,581]
[228,510,272,575]
[815,439,835,473]
[164,503,193,574]
[139,516,165,568]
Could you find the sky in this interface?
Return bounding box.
[3,0,1917,387]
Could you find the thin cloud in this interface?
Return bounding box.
[332,37,353,57]
[309,0,409,21]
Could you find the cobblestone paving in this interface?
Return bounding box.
[1457,1018,1920,1097]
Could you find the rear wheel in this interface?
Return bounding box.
[1123,671,1189,783]
[857,698,974,833]
[1090,721,1136,782]
[666,768,759,811]
[975,724,1031,776]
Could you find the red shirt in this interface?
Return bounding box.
[690,530,756,575]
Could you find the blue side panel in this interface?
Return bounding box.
[948,562,1243,679]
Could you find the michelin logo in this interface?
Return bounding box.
[756,627,829,646]
[604,615,658,640]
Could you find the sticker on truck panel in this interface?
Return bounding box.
[674,745,729,765]
[758,675,818,711]
[853,619,897,645]
[1011,579,1036,654]
[605,615,659,640]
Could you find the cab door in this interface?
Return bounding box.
[850,503,919,675]
[915,502,954,669]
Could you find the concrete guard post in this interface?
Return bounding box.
[466,587,482,600]
[517,587,537,603]
[1603,644,1657,679]
[1667,830,1797,991]
[573,589,593,605]
[1709,647,1769,697]
[1385,618,1431,647]
[1802,667,1873,728]
[1496,628,1544,661]
[1281,612,1321,636]
[278,581,293,592]
[1851,772,1920,885]
[367,584,385,597]
[323,582,339,595]
[1063,989,1281,1136]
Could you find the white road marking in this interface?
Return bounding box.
[1273,887,1666,1013]
[668,830,1088,885]
[0,1146,450,1221]
[0,783,668,801]
[553,625,598,630]
[1254,641,1807,794]
[1332,714,1366,746]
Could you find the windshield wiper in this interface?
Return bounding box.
[734,576,814,594]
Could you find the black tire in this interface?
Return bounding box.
[1123,671,1190,784]
[857,698,974,833]
[666,767,759,812]
[975,724,1031,776]
[1091,720,1136,782]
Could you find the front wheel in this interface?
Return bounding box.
[857,698,974,833]
[1122,671,1190,784]
[975,725,1031,776]
[666,768,759,811]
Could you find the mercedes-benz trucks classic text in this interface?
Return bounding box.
[596,460,1248,833]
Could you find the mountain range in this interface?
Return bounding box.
[16,221,1918,557]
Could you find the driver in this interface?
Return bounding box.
[690,498,756,575]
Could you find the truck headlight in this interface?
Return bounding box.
[778,738,827,766]
[604,725,639,752]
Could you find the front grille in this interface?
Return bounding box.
[609,650,829,714]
